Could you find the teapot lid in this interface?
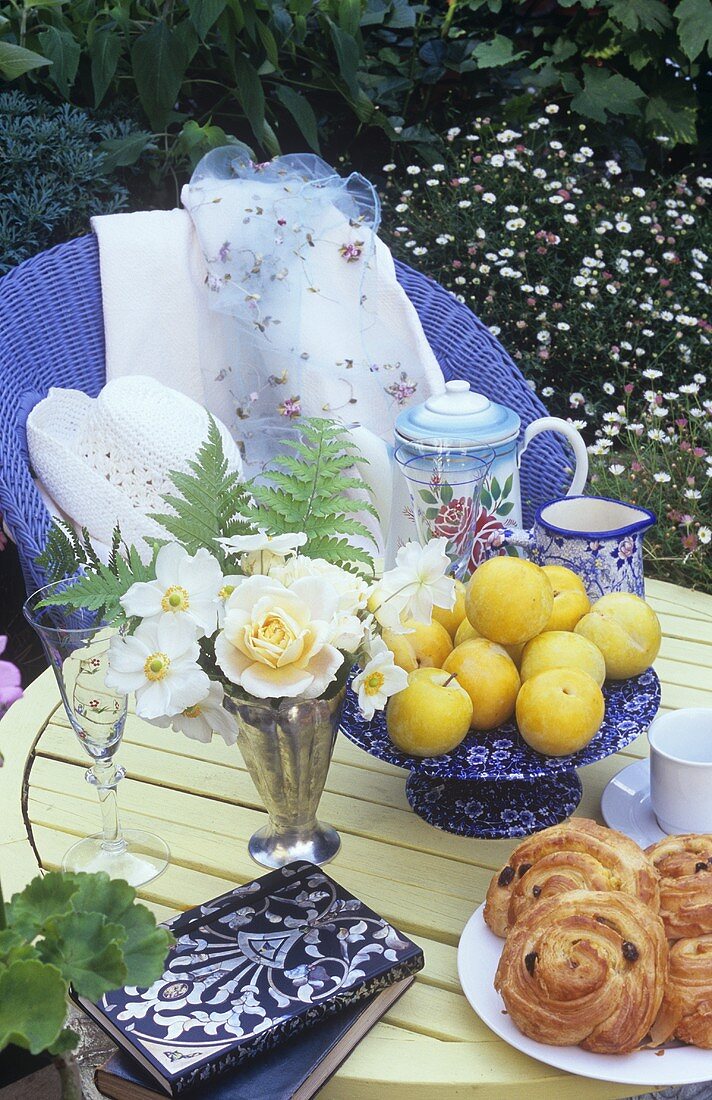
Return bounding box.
[395,380,520,445]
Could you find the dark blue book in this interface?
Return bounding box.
[94,979,413,1100]
[77,861,423,1097]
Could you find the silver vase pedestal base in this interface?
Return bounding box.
[248,820,341,869]
[224,688,346,870]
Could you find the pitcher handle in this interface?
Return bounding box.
[520,417,589,496]
[501,526,535,552]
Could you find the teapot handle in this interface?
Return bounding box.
[519,417,589,496]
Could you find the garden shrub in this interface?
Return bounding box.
[0,0,709,174]
[0,91,147,274]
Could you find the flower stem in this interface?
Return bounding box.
[0,877,6,931]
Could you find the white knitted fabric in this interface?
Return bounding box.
[27,376,243,559]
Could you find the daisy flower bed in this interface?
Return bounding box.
[381,112,710,591]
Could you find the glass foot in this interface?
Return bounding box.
[62,828,170,887]
[248,821,340,869]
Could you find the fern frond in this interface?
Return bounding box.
[37,535,159,622]
[247,419,377,576]
[35,520,86,584]
[149,416,257,557]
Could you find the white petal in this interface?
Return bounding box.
[288,577,339,623]
[120,581,163,619]
[298,646,344,700]
[166,667,211,714]
[215,631,252,684]
[224,575,285,613]
[179,547,224,593]
[154,542,188,587]
[239,663,313,699]
[135,678,173,720]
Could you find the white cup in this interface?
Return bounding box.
[648,708,712,834]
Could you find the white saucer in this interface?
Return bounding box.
[601,758,666,848]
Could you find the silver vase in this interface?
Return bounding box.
[224,689,345,869]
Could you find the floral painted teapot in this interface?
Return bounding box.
[394,381,589,566]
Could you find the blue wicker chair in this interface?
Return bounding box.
[0,233,571,594]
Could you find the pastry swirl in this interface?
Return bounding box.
[485,818,660,938]
[494,890,668,1054]
[646,835,712,940]
[655,935,712,1049]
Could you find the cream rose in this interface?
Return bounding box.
[215,574,344,699]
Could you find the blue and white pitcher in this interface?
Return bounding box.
[393,380,589,567]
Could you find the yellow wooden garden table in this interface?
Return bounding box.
[1,577,711,1099]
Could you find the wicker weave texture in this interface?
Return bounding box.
[1,235,570,593]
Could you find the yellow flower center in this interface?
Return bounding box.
[161,585,190,613]
[219,584,235,599]
[363,671,385,696]
[183,704,202,718]
[260,615,292,648]
[144,652,171,681]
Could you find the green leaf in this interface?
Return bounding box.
[99,131,154,171]
[47,1028,80,1056]
[502,473,514,498]
[246,419,377,576]
[491,476,501,500]
[0,960,67,1055]
[646,93,697,143]
[39,912,126,1001]
[609,0,671,32]
[419,489,438,505]
[37,27,80,96]
[118,907,173,988]
[7,873,79,940]
[189,0,227,40]
[471,34,526,69]
[233,51,266,143]
[569,67,645,122]
[256,19,279,67]
[273,84,320,152]
[131,21,188,130]
[675,0,712,60]
[68,874,172,988]
[328,20,361,96]
[498,501,515,516]
[150,416,256,556]
[440,481,453,504]
[0,41,52,79]
[90,26,121,106]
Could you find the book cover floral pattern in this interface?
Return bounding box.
[98,862,423,1092]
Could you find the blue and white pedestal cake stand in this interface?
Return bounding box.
[341,668,660,839]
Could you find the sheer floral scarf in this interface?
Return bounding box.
[181,146,442,454]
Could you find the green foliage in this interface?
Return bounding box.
[37,521,159,622]
[247,419,378,576]
[0,871,172,1056]
[1,0,708,172]
[149,416,256,561]
[0,90,150,275]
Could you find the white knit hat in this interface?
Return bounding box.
[27,375,243,558]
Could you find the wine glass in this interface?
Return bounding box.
[394,447,494,580]
[23,582,169,887]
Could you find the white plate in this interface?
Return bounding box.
[457,903,712,1086]
[600,758,666,849]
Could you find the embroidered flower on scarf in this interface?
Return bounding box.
[385,372,418,405]
[339,241,364,263]
[279,395,302,418]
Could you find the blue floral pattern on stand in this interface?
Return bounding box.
[406,772,583,839]
[342,668,660,780]
[341,668,660,839]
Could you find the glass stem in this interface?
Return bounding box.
[90,760,126,853]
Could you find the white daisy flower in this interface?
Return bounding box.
[150,680,237,745]
[106,617,209,720]
[121,543,223,636]
[351,640,408,721]
[373,539,454,631]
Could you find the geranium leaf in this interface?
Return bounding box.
[570,68,645,122]
[47,1027,80,1056]
[38,913,126,1001]
[70,872,135,924]
[471,35,526,69]
[609,0,671,32]
[0,960,68,1055]
[119,907,174,988]
[7,873,80,939]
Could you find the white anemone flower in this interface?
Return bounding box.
[106,617,209,721]
[149,681,237,746]
[215,574,344,700]
[121,543,223,636]
[372,539,455,630]
[352,640,408,721]
[217,530,307,574]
